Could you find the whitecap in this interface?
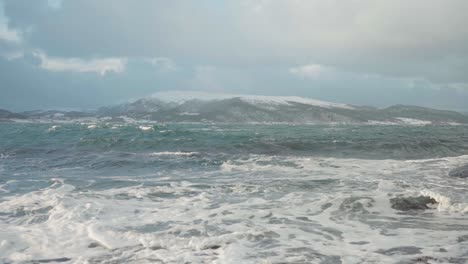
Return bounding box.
[47,125,59,132]
[138,125,153,131]
[420,189,468,213]
[150,151,198,157]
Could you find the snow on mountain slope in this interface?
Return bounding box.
[151,91,355,110]
[92,92,468,124]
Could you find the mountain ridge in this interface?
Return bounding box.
[0,109,27,121]
[94,94,468,124]
[2,93,468,124]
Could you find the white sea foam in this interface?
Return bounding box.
[47,125,59,132]
[138,125,153,131]
[1,155,468,263]
[420,190,468,213]
[367,120,398,125]
[149,151,199,157]
[178,112,200,116]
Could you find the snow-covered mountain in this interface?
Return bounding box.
[4,92,467,124]
[149,91,355,110]
[96,92,468,124]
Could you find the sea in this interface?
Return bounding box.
[1,122,468,264]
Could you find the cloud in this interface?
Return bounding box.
[33,51,127,76]
[443,83,468,93]
[289,64,331,79]
[0,1,21,43]
[1,50,23,60]
[0,22,20,43]
[0,0,468,111]
[2,0,464,84]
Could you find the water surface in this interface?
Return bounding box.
[1,123,468,263]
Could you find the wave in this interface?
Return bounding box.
[149,151,199,157]
[1,173,468,264]
[138,125,153,131]
[420,190,468,213]
[2,123,468,263]
[3,123,468,160]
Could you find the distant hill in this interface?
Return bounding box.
[96,92,468,124]
[379,105,468,123]
[0,109,26,120]
[21,110,94,119]
[3,92,468,124]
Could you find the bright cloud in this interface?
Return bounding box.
[33,51,127,76]
[289,64,330,79]
[0,23,20,43]
[0,2,21,43]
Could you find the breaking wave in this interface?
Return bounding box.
[1,123,468,263]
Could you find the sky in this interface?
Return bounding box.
[1,0,468,112]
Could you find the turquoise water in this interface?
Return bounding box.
[1,123,468,263]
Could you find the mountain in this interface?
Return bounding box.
[379,105,468,123]
[96,92,468,124]
[2,92,467,124]
[21,110,94,119]
[0,109,26,121]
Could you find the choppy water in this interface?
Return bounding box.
[1,123,468,263]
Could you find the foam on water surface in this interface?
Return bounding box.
[1,123,468,263]
[150,151,199,157]
[138,125,154,131]
[1,154,468,263]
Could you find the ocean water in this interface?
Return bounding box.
[1,123,468,264]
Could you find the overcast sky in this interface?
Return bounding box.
[1,0,468,111]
